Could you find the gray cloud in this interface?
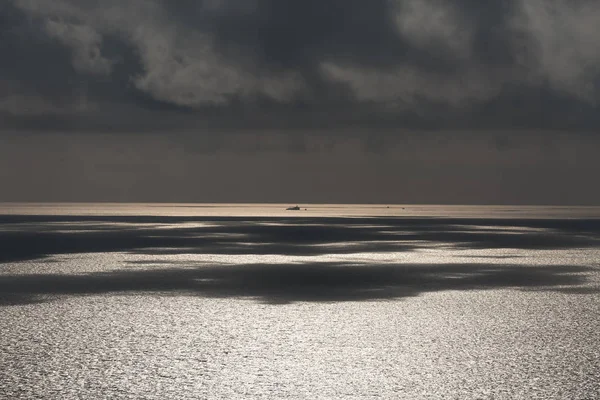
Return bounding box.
[43,19,113,76]
[517,0,600,100]
[1,0,599,132]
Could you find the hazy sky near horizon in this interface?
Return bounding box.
[1,0,600,204]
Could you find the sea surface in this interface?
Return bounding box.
[1,203,599,399]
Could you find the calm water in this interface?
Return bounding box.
[1,204,599,399]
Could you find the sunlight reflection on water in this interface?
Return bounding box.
[1,204,599,399]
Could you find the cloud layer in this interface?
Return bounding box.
[1,0,599,132]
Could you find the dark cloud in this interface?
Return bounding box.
[1,0,599,133]
[2,1,600,203]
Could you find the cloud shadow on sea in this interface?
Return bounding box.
[0,215,599,305]
[0,261,596,306]
[1,215,600,263]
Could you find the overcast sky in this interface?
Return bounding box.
[1,0,599,204]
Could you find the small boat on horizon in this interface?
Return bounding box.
[286,205,301,210]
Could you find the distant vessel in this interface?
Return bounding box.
[286,205,300,211]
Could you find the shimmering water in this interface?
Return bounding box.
[1,204,599,399]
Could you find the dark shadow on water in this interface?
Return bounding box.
[1,215,599,305]
[1,215,600,263]
[0,262,596,306]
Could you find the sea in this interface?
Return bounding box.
[1,203,599,399]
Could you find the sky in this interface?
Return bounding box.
[1,0,599,204]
